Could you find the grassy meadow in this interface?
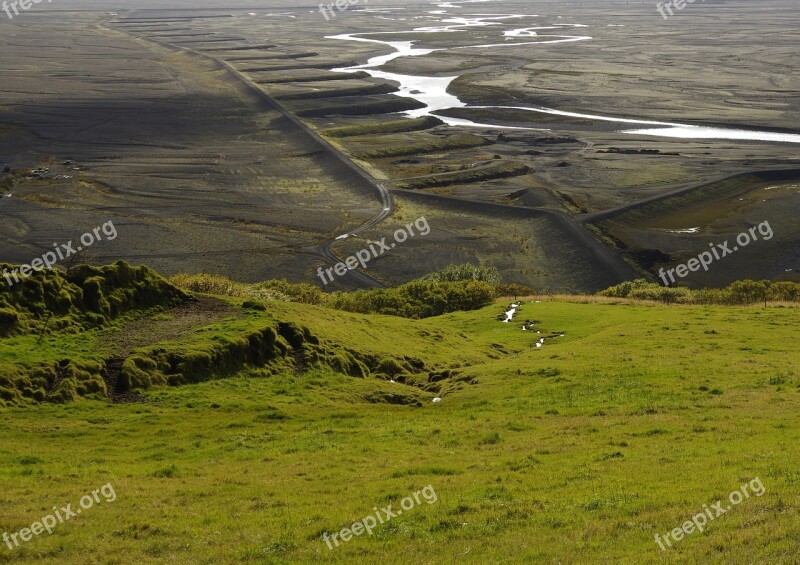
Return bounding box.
[1,293,799,563]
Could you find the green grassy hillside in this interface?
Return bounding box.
[0,268,798,563]
[0,262,187,404]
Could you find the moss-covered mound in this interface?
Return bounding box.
[0,262,507,406]
[0,260,189,337]
[0,311,433,406]
[116,321,376,393]
[0,359,108,405]
[0,261,191,404]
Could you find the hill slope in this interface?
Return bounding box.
[0,277,798,563]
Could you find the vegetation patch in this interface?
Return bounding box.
[276,83,398,100]
[0,260,187,338]
[295,97,426,118]
[169,268,497,319]
[353,133,491,159]
[255,71,371,83]
[599,278,800,305]
[395,161,531,190]
[321,116,444,138]
[0,264,506,405]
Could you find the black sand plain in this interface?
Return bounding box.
[1,0,797,290]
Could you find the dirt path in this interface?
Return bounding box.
[99,295,242,358]
[95,294,243,401]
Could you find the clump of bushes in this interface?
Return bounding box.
[419,264,502,285]
[495,283,537,298]
[168,273,244,297]
[168,273,323,304]
[599,278,800,305]
[323,265,514,318]
[170,265,500,319]
[327,279,496,319]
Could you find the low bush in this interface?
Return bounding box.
[327,280,496,319]
[599,278,800,305]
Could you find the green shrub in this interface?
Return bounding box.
[169,274,323,304]
[328,279,496,319]
[495,283,537,297]
[598,278,800,305]
[727,280,768,305]
[628,285,694,304]
[421,264,502,285]
[769,281,800,302]
[598,279,655,298]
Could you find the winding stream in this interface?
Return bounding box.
[328,10,800,144]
